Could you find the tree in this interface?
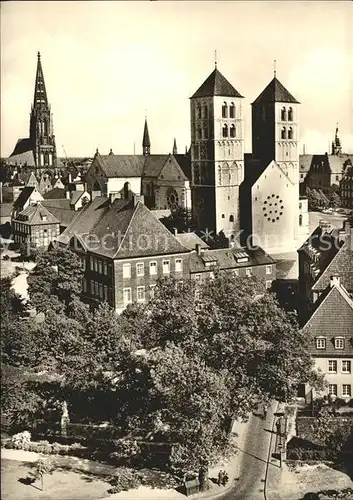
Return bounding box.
[27,247,84,311]
[161,206,195,234]
[35,458,53,491]
[330,191,341,208]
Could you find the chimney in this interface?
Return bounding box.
[68,172,72,184]
[319,219,331,233]
[173,228,178,236]
[330,275,340,288]
[195,243,201,255]
[66,190,71,200]
[133,194,144,206]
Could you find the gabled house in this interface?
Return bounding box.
[13,186,44,217]
[12,202,60,249]
[56,194,191,313]
[298,219,353,322]
[302,279,353,401]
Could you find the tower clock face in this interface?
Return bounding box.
[262,194,284,223]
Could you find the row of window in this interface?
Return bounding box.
[222,102,236,119]
[222,124,237,138]
[122,259,183,278]
[328,360,351,373]
[329,384,351,397]
[280,107,294,122]
[123,284,156,304]
[194,102,237,120]
[280,127,294,140]
[87,280,113,303]
[316,337,347,350]
[89,256,113,276]
[193,265,272,280]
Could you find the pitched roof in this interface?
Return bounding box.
[173,153,191,180]
[15,202,59,225]
[13,186,36,208]
[70,191,86,205]
[43,187,66,200]
[175,232,209,251]
[191,68,244,99]
[252,77,299,105]
[41,200,78,228]
[57,197,190,259]
[8,146,35,167]
[303,284,353,356]
[299,154,353,177]
[93,153,145,178]
[9,138,34,158]
[189,246,275,273]
[143,155,170,178]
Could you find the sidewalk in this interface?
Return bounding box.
[1,417,250,500]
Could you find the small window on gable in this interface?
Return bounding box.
[334,337,344,350]
[230,102,235,118]
[316,337,326,350]
[222,102,228,118]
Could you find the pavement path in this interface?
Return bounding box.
[224,401,279,500]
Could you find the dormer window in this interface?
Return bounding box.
[230,102,235,118]
[41,215,47,222]
[316,337,326,349]
[222,102,228,118]
[334,337,344,350]
[234,251,249,264]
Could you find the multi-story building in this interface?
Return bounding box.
[13,202,60,249]
[56,194,191,313]
[188,244,276,289]
[85,121,192,213]
[340,163,353,209]
[190,65,244,241]
[299,127,353,194]
[298,219,353,322]
[302,279,353,401]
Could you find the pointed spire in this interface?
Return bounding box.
[332,123,342,155]
[172,138,178,155]
[33,51,48,106]
[142,118,150,156]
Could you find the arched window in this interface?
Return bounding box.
[123,181,131,199]
[230,102,235,118]
[299,214,303,226]
[194,164,200,184]
[203,126,208,139]
[222,102,228,118]
[281,107,286,121]
[288,107,293,121]
[196,104,201,119]
[222,124,228,138]
[196,127,201,140]
[281,127,287,139]
[230,124,236,138]
[203,105,208,118]
[288,127,293,140]
[229,214,234,223]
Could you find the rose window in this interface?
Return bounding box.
[167,188,179,210]
[262,194,284,223]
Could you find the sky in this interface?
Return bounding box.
[1,1,353,158]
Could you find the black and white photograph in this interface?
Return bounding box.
[1,1,352,499]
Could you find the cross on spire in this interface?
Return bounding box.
[274,59,277,78]
[214,50,217,69]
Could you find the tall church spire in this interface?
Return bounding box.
[142,118,150,156]
[33,51,48,106]
[29,52,57,170]
[172,138,177,155]
[332,123,342,155]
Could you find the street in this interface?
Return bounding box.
[224,402,279,500]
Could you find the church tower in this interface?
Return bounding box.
[331,125,342,155]
[29,52,57,171]
[251,74,300,189]
[190,66,244,240]
[142,118,151,156]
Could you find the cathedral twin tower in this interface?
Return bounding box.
[190,64,303,254]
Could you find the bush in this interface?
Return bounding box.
[107,468,141,494]
[12,431,31,449]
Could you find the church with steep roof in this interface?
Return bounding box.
[8,52,59,173]
[190,64,308,254]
